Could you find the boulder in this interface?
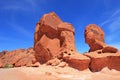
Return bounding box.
[84,24,106,52]
[59,31,76,52]
[34,12,62,46]
[102,46,118,53]
[34,12,76,63]
[62,51,90,71]
[57,22,75,32]
[34,34,60,63]
[85,52,120,72]
[84,24,118,52]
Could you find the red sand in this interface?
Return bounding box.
[0,65,120,80]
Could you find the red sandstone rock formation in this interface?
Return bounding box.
[0,12,120,73]
[84,24,105,52]
[102,46,118,53]
[0,48,37,68]
[33,12,90,70]
[62,52,90,70]
[84,24,119,72]
[34,12,76,63]
[84,24,118,53]
[84,52,120,72]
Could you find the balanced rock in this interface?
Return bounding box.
[34,12,76,63]
[84,24,105,52]
[84,24,118,53]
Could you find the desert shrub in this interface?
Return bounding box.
[4,64,14,68]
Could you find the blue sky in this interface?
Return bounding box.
[0,0,120,53]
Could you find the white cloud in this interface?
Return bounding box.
[3,5,29,11]
[108,17,120,32]
[0,36,26,44]
[100,9,120,50]
[8,23,33,39]
[110,10,120,18]
[0,0,42,12]
[100,9,120,33]
[100,9,120,26]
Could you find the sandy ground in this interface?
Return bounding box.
[0,65,120,80]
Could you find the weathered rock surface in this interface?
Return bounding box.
[0,48,37,68]
[61,51,90,70]
[85,52,120,72]
[102,46,118,53]
[84,24,105,52]
[84,24,118,53]
[57,22,75,32]
[34,12,76,63]
[46,58,68,68]
[46,58,61,66]
[0,51,8,58]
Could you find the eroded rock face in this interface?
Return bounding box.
[84,24,105,52]
[0,48,37,68]
[85,52,120,72]
[0,51,8,58]
[102,46,118,53]
[84,24,118,53]
[34,12,76,63]
[61,51,90,70]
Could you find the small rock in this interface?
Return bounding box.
[32,62,41,67]
[58,62,67,68]
[46,58,61,66]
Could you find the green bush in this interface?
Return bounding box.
[4,64,14,68]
